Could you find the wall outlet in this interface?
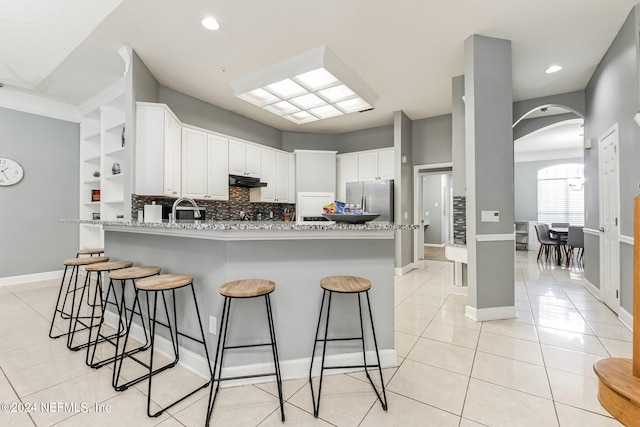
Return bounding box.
[209,316,217,335]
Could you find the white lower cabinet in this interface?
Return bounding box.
[182,127,228,200]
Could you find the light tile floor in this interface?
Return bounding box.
[0,251,628,426]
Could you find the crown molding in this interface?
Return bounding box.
[0,88,81,122]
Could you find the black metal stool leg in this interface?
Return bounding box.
[206,296,231,425]
[49,265,71,339]
[265,294,285,422]
[308,289,326,418]
[365,290,388,411]
[313,290,333,418]
[144,284,212,418]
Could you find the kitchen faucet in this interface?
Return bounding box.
[171,197,201,222]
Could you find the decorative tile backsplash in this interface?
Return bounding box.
[132,187,295,221]
[453,196,466,244]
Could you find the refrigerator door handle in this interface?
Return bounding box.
[361,195,366,212]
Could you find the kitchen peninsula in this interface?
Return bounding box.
[62,219,413,381]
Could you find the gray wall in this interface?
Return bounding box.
[584,7,640,308]
[159,86,282,149]
[452,76,466,196]
[513,90,586,124]
[282,124,393,153]
[282,132,339,152]
[465,35,515,312]
[0,108,79,277]
[394,111,413,268]
[422,174,444,244]
[513,113,581,141]
[514,157,583,222]
[412,114,453,165]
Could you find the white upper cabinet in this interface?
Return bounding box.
[229,140,260,178]
[358,148,394,181]
[377,148,394,179]
[181,127,207,198]
[250,148,290,203]
[182,127,229,200]
[206,134,229,200]
[135,103,181,196]
[336,153,359,201]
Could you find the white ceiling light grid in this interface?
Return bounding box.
[230,46,378,124]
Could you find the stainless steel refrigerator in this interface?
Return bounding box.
[346,180,394,223]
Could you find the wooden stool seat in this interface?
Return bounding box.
[219,279,275,298]
[136,274,193,291]
[77,248,104,255]
[109,266,161,280]
[64,256,109,267]
[85,260,133,272]
[320,276,371,293]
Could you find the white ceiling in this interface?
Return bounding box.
[514,117,584,162]
[1,0,637,133]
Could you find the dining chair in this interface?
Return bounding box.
[534,224,558,262]
[566,226,584,266]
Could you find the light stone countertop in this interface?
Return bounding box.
[60,219,418,241]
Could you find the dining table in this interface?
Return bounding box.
[549,226,569,266]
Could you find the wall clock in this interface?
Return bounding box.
[0,157,24,186]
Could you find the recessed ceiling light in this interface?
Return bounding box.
[545,65,562,74]
[201,16,220,31]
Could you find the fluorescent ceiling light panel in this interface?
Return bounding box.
[263,101,299,116]
[285,111,318,124]
[318,84,355,103]
[336,97,371,113]
[295,68,338,91]
[230,46,378,124]
[238,88,280,106]
[265,79,307,99]
[289,93,326,109]
[309,104,343,119]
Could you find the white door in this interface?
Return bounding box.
[245,144,261,178]
[259,149,276,201]
[598,124,620,312]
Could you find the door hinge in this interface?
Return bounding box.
[616,290,619,299]
[615,217,618,226]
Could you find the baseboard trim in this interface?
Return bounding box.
[618,306,633,332]
[450,285,468,296]
[582,278,601,300]
[465,305,516,321]
[0,270,64,286]
[103,312,397,385]
[395,262,417,276]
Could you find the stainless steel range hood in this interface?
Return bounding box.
[228,174,268,188]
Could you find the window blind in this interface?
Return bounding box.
[537,163,584,226]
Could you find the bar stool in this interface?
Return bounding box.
[309,276,388,418]
[206,279,284,425]
[76,248,104,257]
[81,260,134,366]
[103,266,160,379]
[49,255,109,345]
[115,274,212,418]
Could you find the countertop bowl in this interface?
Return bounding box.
[321,213,380,224]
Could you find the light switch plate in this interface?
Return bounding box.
[481,211,500,222]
